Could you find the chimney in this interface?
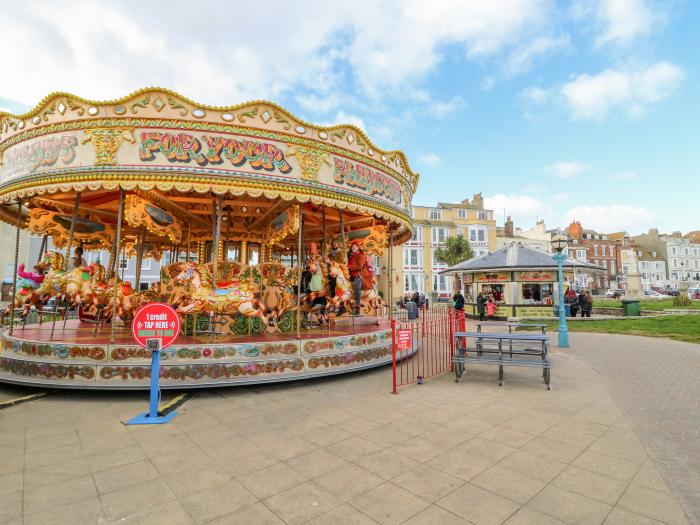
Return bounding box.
[568,221,583,240]
[504,216,514,238]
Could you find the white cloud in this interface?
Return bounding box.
[418,153,442,166]
[561,62,685,120]
[564,204,653,232]
[505,34,571,75]
[546,161,590,179]
[592,0,665,47]
[0,0,557,107]
[322,110,366,131]
[481,76,496,91]
[519,86,549,105]
[484,194,545,225]
[429,96,466,119]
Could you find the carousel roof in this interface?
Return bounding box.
[440,242,606,274]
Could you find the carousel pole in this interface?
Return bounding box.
[37,234,48,264]
[186,223,191,262]
[224,207,232,274]
[9,201,23,336]
[322,207,327,258]
[107,227,119,280]
[211,195,223,284]
[110,190,124,344]
[64,192,81,270]
[338,209,347,262]
[296,205,303,340]
[134,229,145,291]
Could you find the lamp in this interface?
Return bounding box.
[550,232,569,348]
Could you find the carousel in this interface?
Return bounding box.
[0,88,418,389]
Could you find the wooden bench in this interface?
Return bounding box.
[473,321,547,335]
[453,331,550,389]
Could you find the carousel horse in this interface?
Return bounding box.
[172,262,267,322]
[325,260,352,312]
[260,263,297,328]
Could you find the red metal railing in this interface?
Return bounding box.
[391,307,466,393]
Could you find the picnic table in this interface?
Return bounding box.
[453,330,551,389]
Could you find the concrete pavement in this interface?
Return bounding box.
[0,336,693,524]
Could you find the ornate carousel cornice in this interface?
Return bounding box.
[0,87,419,192]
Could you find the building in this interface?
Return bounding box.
[661,232,700,289]
[0,222,31,301]
[565,221,617,291]
[389,193,497,301]
[496,217,551,253]
[607,232,635,289]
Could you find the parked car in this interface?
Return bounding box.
[606,288,626,298]
[643,290,665,298]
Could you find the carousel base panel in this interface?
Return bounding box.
[0,317,400,389]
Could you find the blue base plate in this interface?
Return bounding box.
[126,411,177,425]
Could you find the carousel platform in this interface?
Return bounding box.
[0,316,395,389]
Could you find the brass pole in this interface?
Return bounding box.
[9,201,22,336]
[296,206,303,340]
[338,209,347,263]
[322,207,327,258]
[110,190,124,344]
[211,195,223,285]
[37,234,48,264]
[64,191,81,270]
[134,229,145,291]
[388,232,394,318]
[186,223,191,262]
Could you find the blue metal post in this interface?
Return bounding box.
[127,340,177,425]
[554,252,569,348]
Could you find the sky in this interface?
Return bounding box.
[1,0,697,235]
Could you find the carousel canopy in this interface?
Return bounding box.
[440,242,606,275]
[0,88,418,246]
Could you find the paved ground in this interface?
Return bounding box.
[0,339,694,524]
[566,333,700,524]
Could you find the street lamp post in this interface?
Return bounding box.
[551,233,569,348]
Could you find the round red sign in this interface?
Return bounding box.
[131,302,181,349]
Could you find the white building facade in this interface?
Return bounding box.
[663,235,700,289]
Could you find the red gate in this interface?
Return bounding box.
[391,307,466,393]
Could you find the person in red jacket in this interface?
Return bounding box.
[346,241,373,315]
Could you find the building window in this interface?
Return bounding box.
[593,245,598,256]
[652,251,656,257]
[432,274,451,293]
[410,226,423,243]
[601,246,606,257]
[119,257,129,270]
[610,261,616,274]
[477,210,489,220]
[685,248,689,255]
[672,247,677,255]
[577,249,587,260]
[656,262,661,270]
[455,228,463,237]
[404,273,424,293]
[403,248,422,267]
[609,246,615,257]
[431,227,449,244]
[457,209,466,219]
[429,208,442,220]
[431,249,448,269]
[142,258,152,271]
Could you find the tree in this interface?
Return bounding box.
[434,236,475,293]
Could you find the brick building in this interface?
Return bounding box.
[565,221,617,291]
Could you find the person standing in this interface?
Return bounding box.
[565,289,579,317]
[476,292,486,321]
[452,289,465,312]
[486,296,496,320]
[347,241,372,315]
[580,290,593,317]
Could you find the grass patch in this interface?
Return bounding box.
[592,298,700,311]
[527,315,700,344]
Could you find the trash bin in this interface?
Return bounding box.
[406,301,419,320]
[553,304,571,317]
[621,299,641,316]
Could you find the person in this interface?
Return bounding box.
[452,289,465,312]
[580,290,593,317]
[565,289,579,317]
[346,241,372,315]
[486,296,496,320]
[68,246,87,270]
[328,239,342,263]
[476,292,486,321]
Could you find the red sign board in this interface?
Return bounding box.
[131,303,180,349]
[396,329,412,351]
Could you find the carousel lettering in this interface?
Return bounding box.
[139,132,292,173]
[333,158,401,204]
[2,135,78,178]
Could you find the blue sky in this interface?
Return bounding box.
[1,0,697,234]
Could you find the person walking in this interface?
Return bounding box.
[580,290,593,317]
[476,292,486,321]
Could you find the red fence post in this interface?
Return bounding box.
[391,317,398,394]
[448,306,454,372]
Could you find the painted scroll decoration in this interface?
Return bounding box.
[124,195,182,244]
[27,208,113,249]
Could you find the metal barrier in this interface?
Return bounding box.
[391,307,466,393]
